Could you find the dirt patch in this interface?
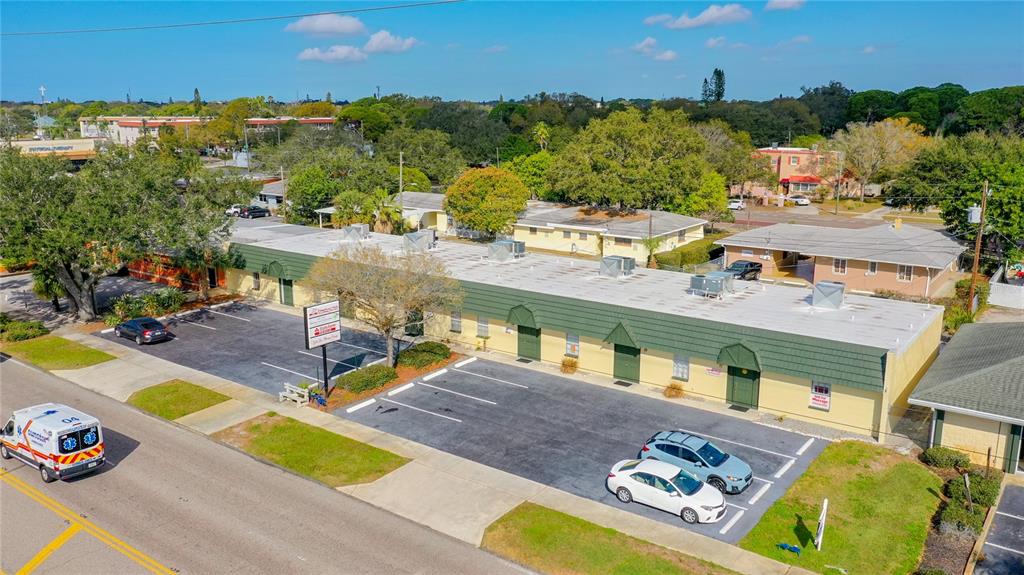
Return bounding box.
[917,529,974,574]
[316,352,462,412]
[213,412,275,448]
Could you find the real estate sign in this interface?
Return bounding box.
[303,300,341,349]
[809,382,831,411]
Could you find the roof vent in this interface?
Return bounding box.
[340,223,369,243]
[812,281,845,309]
[403,229,436,253]
[488,239,526,262]
[599,256,636,278]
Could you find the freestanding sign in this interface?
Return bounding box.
[815,498,829,551]
[303,300,342,397]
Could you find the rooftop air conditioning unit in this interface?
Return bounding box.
[705,270,735,293]
[690,274,725,298]
[488,239,526,262]
[599,256,636,278]
[404,230,435,253]
[340,223,369,243]
[690,274,707,293]
[812,281,845,309]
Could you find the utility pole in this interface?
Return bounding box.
[967,180,989,315]
[243,124,251,175]
[833,151,844,216]
[398,151,404,214]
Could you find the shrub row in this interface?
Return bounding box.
[921,446,971,469]
[397,342,451,369]
[938,499,987,536]
[937,466,1004,537]
[0,313,50,342]
[945,468,1001,507]
[338,365,398,394]
[653,232,729,268]
[103,288,188,326]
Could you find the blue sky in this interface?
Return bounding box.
[2,1,1022,103]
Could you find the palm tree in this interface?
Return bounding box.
[365,188,404,234]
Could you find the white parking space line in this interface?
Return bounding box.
[751,476,774,484]
[422,368,447,381]
[747,483,771,505]
[995,511,1024,522]
[417,382,497,405]
[670,427,796,460]
[296,349,359,369]
[718,509,745,535]
[335,341,386,355]
[177,318,217,330]
[346,399,376,413]
[261,362,316,380]
[381,398,462,422]
[984,542,1024,557]
[454,357,478,368]
[388,383,415,396]
[451,368,529,389]
[795,438,815,456]
[205,308,251,322]
[773,459,796,479]
[725,502,749,511]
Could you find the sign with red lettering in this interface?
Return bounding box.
[304,300,342,349]
[809,382,831,411]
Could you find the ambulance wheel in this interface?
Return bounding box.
[0,444,10,459]
[40,465,56,483]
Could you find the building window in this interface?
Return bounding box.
[771,157,779,166]
[867,261,878,275]
[579,232,588,240]
[741,249,754,257]
[477,317,489,338]
[790,156,799,166]
[672,354,689,380]
[677,230,686,241]
[563,230,572,239]
[898,265,913,282]
[565,334,580,357]
[529,227,537,235]
[450,310,462,333]
[833,258,848,275]
[614,237,631,247]
[252,272,260,290]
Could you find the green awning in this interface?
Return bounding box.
[604,321,639,348]
[718,343,761,372]
[507,304,537,328]
[264,260,285,277]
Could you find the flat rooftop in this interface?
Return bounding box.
[517,202,706,239]
[230,222,942,353]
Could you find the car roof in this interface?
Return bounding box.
[654,430,709,450]
[634,459,683,477]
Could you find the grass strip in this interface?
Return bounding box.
[1,335,114,370]
[128,379,231,420]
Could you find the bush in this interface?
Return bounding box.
[955,278,990,309]
[396,342,451,368]
[0,319,50,341]
[339,365,397,394]
[0,312,10,328]
[922,446,971,469]
[946,468,1002,507]
[654,232,729,268]
[155,287,187,313]
[561,356,578,374]
[140,293,163,317]
[664,381,684,398]
[938,500,986,535]
[112,293,144,320]
[943,305,975,334]
[102,313,121,327]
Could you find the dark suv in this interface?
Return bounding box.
[239,205,270,219]
[723,260,762,280]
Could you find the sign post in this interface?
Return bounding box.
[303,300,342,397]
[815,498,829,551]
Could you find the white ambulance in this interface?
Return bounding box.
[0,403,105,483]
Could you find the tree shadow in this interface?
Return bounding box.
[793,513,815,548]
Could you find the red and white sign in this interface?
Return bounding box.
[304,300,342,349]
[809,382,831,411]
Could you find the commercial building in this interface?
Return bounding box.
[224,221,943,441]
[395,191,449,234]
[716,221,964,297]
[9,138,101,161]
[79,116,209,145]
[245,117,335,131]
[909,322,1023,474]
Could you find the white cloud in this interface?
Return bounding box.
[363,30,419,53]
[285,14,366,36]
[705,36,727,48]
[643,13,673,25]
[654,50,678,61]
[298,45,367,63]
[675,73,687,79]
[778,34,812,46]
[632,36,658,54]
[862,45,877,54]
[662,4,752,29]
[484,44,508,53]
[765,0,806,10]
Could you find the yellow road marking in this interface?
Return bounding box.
[16,523,81,575]
[0,472,174,575]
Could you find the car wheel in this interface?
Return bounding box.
[135,335,143,345]
[681,507,699,524]
[616,487,633,504]
[40,465,56,483]
[114,328,121,338]
[753,272,761,281]
[1,444,11,459]
[708,477,727,493]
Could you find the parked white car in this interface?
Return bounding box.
[789,195,811,206]
[728,199,745,210]
[607,459,727,524]
[224,204,244,216]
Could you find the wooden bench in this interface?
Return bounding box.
[278,383,310,406]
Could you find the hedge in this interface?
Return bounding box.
[945,468,1002,508]
[0,314,50,342]
[653,232,729,268]
[921,446,970,469]
[938,499,987,535]
[338,365,398,394]
[397,341,451,368]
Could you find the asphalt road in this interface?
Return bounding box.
[0,357,526,575]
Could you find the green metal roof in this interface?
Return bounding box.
[909,322,1024,425]
[604,322,639,348]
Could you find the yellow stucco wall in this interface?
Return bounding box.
[513,224,703,258]
[888,313,943,411]
[759,371,882,436]
[226,268,281,303]
[941,411,1011,467]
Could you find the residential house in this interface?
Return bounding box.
[394,191,449,234]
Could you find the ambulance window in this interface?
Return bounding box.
[59,431,80,454]
[81,427,99,447]
[3,420,12,435]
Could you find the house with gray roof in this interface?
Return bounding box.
[909,322,1023,473]
[715,220,965,297]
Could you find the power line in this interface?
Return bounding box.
[0,0,465,37]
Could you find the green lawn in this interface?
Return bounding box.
[739,441,942,575]
[128,379,231,420]
[1,335,115,370]
[483,502,737,575]
[214,413,408,486]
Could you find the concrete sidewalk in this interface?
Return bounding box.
[51,330,813,575]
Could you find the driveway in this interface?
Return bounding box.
[338,357,826,544]
[96,303,388,394]
[976,484,1024,575]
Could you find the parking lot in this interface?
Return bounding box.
[339,356,826,544]
[97,303,388,394]
[977,484,1024,575]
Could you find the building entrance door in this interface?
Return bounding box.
[279,278,294,306]
[613,344,640,382]
[727,366,760,409]
[517,326,541,361]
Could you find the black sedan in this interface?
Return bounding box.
[239,205,270,219]
[723,260,763,280]
[114,317,170,345]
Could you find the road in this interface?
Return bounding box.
[0,357,526,575]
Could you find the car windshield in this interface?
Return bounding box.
[672,470,702,496]
[727,263,746,271]
[139,321,163,330]
[696,441,729,467]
